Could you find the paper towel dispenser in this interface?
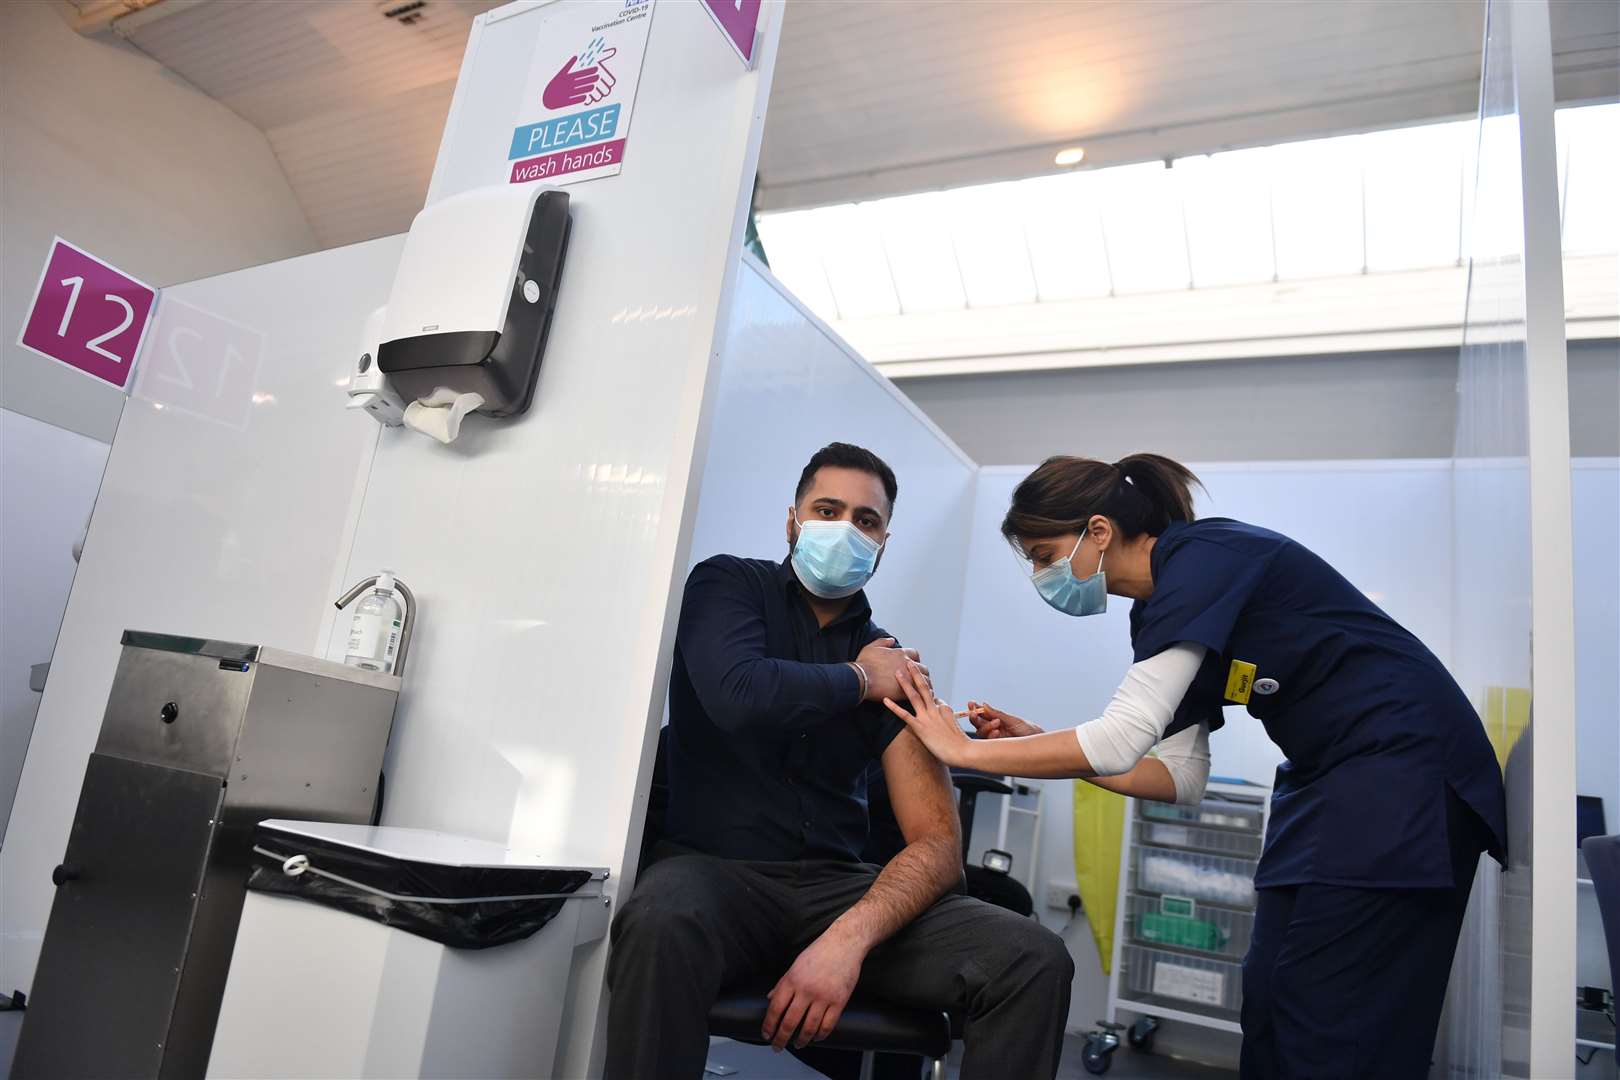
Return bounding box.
[378,184,571,419]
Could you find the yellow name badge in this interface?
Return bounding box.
[1225,660,1257,704]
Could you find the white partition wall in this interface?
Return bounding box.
[321,5,784,1074]
[688,256,977,680]
[0,411,110,844]
[0,237,399,996]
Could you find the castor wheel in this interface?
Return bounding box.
[1127,1015,1160,1052]
[1082,1022,1122,1075]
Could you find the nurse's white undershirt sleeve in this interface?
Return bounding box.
[1073,642,1207,779]
[1150,721,1212,805]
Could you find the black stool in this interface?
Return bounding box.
[707,988,950,1080]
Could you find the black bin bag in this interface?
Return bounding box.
[247,821,596,950]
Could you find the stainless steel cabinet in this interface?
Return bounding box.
[12,631,399,1080]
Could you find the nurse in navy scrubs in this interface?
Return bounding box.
[881,453,1508,1080]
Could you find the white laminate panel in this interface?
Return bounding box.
[0,238,396,995]
[327,5,783,1073]
[687,258,977,694]
[0,410,109,845]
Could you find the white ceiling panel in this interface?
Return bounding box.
[121,0,494,130]
[113,0,501,247]
[79,0,1618,250]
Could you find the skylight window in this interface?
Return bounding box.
[1361,121,1469,271]
[1093,161,1191,294]
[1020,171,1113,301]
[946,182,1040,307]
[755,105,1617,324]
[866,191,966,313]
[1268,133,1366,279]
[1177,150,1277,288]
[1557,103,1620,257]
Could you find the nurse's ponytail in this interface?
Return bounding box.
[1001,452,1201,552]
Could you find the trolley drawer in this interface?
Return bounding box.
[1138,820,1264,859]
[1140,798,1264,835]
[1120,943,1243,1017]
[1135,846,1258,909]
[1125,892,1254,960]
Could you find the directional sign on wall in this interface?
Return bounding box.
[701,0,763,67]
[18,238,156,392]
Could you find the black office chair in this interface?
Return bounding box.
[708,986,950,1080]
[1583,834,1620,993]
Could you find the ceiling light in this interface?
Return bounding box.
[1054,147,1086,167]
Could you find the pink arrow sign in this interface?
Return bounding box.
[702,0,762,66]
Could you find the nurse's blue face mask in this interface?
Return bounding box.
[1031,534,1108,617]
[791,513,882,599]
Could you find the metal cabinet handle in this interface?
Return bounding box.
[160,701,179,724]
[51,864,80,887]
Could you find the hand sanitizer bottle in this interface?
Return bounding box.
[344,571,404,673]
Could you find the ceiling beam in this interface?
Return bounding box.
[65,0,213,40]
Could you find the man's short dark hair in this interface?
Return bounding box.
[794,442,898,512]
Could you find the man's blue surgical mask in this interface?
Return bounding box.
[791,515,882,599]
[1031,535,1107,617]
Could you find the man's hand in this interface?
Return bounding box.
[966,701,1044,739]
[854,637,925,702]
[761,928,866,1050]
[882,661,975,768]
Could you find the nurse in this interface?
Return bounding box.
[881,453,1508,1080]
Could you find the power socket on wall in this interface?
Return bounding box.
[1046,880,1081,913]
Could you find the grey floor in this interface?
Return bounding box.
[706,1033,1237,1080]
[0,1012,1231,1080]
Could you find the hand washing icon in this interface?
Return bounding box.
[542,37,619,110]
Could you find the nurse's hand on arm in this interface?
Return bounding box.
[967,701,1177,799]
[883,643,1210,801]
[885,664,1093,779]
[761,730,959,1050]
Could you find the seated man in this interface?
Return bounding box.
[606,443,1073,1080]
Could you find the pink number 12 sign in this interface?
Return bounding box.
[18,238,157,392]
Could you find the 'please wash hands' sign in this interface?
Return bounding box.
[508,0,654,186]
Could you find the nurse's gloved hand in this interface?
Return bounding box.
[762,927,864,1051]
[967,701,1043,740]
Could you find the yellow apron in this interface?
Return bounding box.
[1072,781,1126,974]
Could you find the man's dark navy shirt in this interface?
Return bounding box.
[664,555,906,863]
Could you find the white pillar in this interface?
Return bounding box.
[1510,0,1579,1074]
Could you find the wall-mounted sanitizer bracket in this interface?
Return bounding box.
[378,184,571,419]
[346,306,406,426]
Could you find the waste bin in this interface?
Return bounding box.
[206,819,610,1079]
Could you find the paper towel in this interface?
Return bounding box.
[403,387,486,444]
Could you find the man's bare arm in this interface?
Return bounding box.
[761,729,961,1050]
[828,729,962,948]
